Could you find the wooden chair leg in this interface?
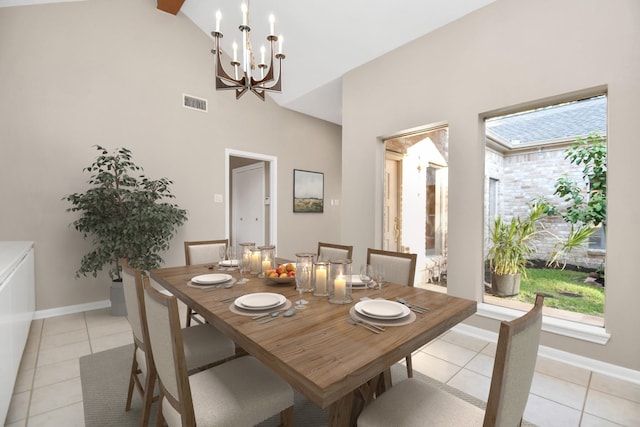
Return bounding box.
[125,346,137,411]
[155,392,165,427]
[279,405,294,427]
[185,307,193,327]
[140,368,156,427]
[406,355,413,378]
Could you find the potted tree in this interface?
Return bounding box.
[65,146,187,315]
[486,203,545,296]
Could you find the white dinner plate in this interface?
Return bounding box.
[191,274,233,285]
[235,293,286,310]
[355,300,410,320]
[220,259,239,267]
[350,275,366,288]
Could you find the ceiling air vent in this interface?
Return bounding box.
[183,94,207,112]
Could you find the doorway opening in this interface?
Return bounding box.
[225,149,278,250]
[383,125,449,287]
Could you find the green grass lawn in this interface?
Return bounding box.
[517,268,604,316]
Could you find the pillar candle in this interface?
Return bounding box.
[315,267,327,293]
[262,259,271,274]
[334,275,346,301]
[251,252,260,272]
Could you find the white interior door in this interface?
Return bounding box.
[232,163,265,247]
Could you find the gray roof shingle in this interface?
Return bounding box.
[487,95,606,144]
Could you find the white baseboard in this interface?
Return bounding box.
[33,300,111,319]
[453,323,640,385]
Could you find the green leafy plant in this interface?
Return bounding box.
[536,132,606,267]
[487,202,546,278]
[65,146,187,280]
[554,132,607,227]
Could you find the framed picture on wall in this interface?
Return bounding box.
[293,169,324,213]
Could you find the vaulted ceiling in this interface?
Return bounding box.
[162,0,496,125]
[1,0,496,124]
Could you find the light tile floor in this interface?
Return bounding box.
[5,306,640,426]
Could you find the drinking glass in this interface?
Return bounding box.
[373,264,385,290]
[227,246,237,265]
[218,245,227,262]
[236,248,249,284]
[360,264,375,289]
[295,264,310,309]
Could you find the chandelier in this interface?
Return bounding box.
[211,2,285,100]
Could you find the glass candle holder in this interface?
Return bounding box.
[295,252,315,292]
[313,261,329,296]
[259,245,276,278]
[239,242,255,274]
[328,259,352,304]
[249,248,261,275]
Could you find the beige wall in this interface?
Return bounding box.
[342,0,640,370]
[0,0,342,310]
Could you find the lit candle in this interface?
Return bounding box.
[262,259,271,274]
[278,34,283,54]
[315,266,327,294]
[334,274,346,301]
[269,14,275,35]
[232,41,238,62]
[260,45,266,65]
[215,10,221,32]
[241,3,248,26]
[251,251,260,272]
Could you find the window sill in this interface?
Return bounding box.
[477,302,610,345]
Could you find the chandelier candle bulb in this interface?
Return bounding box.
[241,3,247,26]
[210,2,285,100]
[278,35,283,54]
[260,45,266,65]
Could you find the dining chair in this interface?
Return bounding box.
[366,248,418,377]
[357,294,545,427]
[317,242,353,262]
[366,248,417,287]
[122,263,236,426]
[184,239,228,326]
[143,279,294,427]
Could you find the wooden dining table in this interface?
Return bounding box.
[150,263,477,427]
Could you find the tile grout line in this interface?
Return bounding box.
[577,371,592,426]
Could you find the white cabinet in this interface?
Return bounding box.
[0,242,35,423]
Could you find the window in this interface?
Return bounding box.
[484,94,606,325]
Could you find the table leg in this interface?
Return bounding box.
[327,368,394,427]
[328,392,354,427]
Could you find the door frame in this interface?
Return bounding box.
[225,149,278,249]
[378,121,448,250]
[231,162,265,247]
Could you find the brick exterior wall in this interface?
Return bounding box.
[485,146,604,270]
